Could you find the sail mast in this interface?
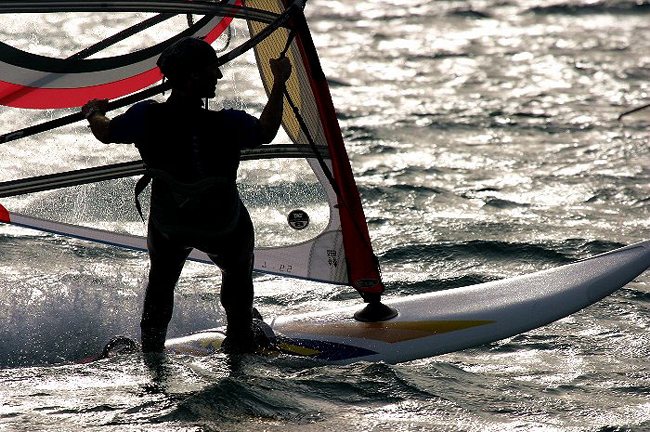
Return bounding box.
[277,4,385,298]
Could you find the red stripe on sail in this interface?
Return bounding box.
[0,68,163,109]
[0,203,10,223]
[0,15,233,109]
[290,11,384,295]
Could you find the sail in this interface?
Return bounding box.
[0,1,385,296]
[0,2,239,109]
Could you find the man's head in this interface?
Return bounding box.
[157,37,223,98]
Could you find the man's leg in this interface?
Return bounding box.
[219,250,255,351]
[205,208,258,353]
[141,224,191,353]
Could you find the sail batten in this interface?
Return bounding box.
[0,145,329,198]
[0,1,282,23]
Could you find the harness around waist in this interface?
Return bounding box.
[135,168,241,236]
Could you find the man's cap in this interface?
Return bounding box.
[157,37,219,83]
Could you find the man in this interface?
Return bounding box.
[81,37,292,354]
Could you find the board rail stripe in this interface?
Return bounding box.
[279,320,495,343]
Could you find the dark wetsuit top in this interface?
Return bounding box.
[108,95,263,237]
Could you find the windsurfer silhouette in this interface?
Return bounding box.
[82,37,292,354]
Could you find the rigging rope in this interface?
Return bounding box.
[279,29,339,194]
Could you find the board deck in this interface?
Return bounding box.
[165,241,650,364]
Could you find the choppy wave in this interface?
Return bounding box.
[528,0,650,15]
[381,239,582,265]
[445,8,493,19]
[383,238,625,262]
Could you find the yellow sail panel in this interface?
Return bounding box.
[246,0,327,148]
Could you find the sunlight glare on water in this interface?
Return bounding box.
[0,0,649,431]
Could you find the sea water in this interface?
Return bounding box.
[0,1,649,431]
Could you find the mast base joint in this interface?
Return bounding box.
[354,301,398,322]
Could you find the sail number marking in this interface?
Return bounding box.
[259,261,293,273]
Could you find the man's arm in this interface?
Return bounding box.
[258,57,292,144]
[82,99,112,144]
